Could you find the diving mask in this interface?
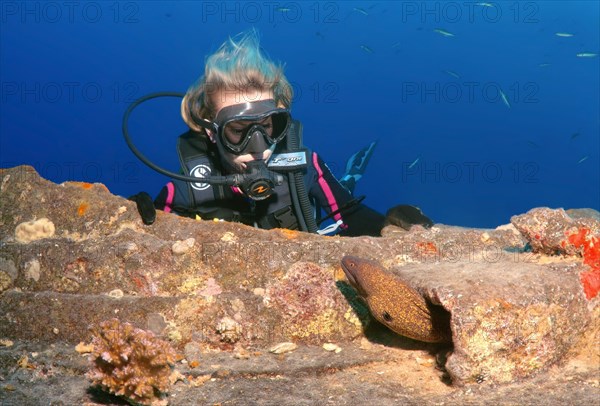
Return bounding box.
[213,99,291,155]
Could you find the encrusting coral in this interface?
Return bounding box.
[87,318,179,405]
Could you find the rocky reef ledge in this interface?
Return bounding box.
[1,165,598,405]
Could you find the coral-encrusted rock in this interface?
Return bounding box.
[87,318,179,405]
[394,256,593,385]
[264,262,361,343]
[0,166,598,388]
[512,207,600,299]
[511,207,600,256]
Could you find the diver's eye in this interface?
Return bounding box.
[382,312,393,322]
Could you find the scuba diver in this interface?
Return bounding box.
[126,29,432,236]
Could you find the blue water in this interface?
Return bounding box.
[1,1,599,228]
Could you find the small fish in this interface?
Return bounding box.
[340,256,451,343]
[527,140,539,148]
[576,52,598,58]
[276,7,291,12]
[578,156,589,164]
[555,32,574,37]
[538,63,551,67]
[359,45,374,54]
[408,156,420,169]
[499,89,511,108]
[391,41,402,49]
[570,132,581,140]
[434,28,455,37]
[443,70,460,79]
[475,2,494,7]
[353,7,369,16]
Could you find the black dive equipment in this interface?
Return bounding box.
[128,191,156,225]
[239,160,281,200]
[122,92,284,200]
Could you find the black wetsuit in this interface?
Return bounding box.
[154,130,385,236]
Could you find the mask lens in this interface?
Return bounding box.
[220,111,290,153]
[222,121,250,146]
[268,111,289,143]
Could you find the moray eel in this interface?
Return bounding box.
[341,255,451,343]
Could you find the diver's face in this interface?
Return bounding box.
[209,89,275,173]
[223,116,274,146]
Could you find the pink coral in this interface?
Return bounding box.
[87,318,178,405]
[266,262,341,323]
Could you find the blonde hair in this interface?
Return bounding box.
[181,28,293,132]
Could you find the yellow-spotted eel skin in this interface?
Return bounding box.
[341,256,451,343]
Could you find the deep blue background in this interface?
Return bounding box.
[1,1,599,228]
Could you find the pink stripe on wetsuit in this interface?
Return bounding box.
[312,152,346,227]
[163,182,175,213]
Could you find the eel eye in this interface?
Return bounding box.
[382,312,393,322]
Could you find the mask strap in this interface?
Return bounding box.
[191,115,218,133]
[188,97,218,133]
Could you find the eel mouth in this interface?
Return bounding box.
[340,262,357,286]
[340,256,368,298]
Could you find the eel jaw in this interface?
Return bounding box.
[340,259,368,298]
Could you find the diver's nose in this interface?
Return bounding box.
[245,129,269,154]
